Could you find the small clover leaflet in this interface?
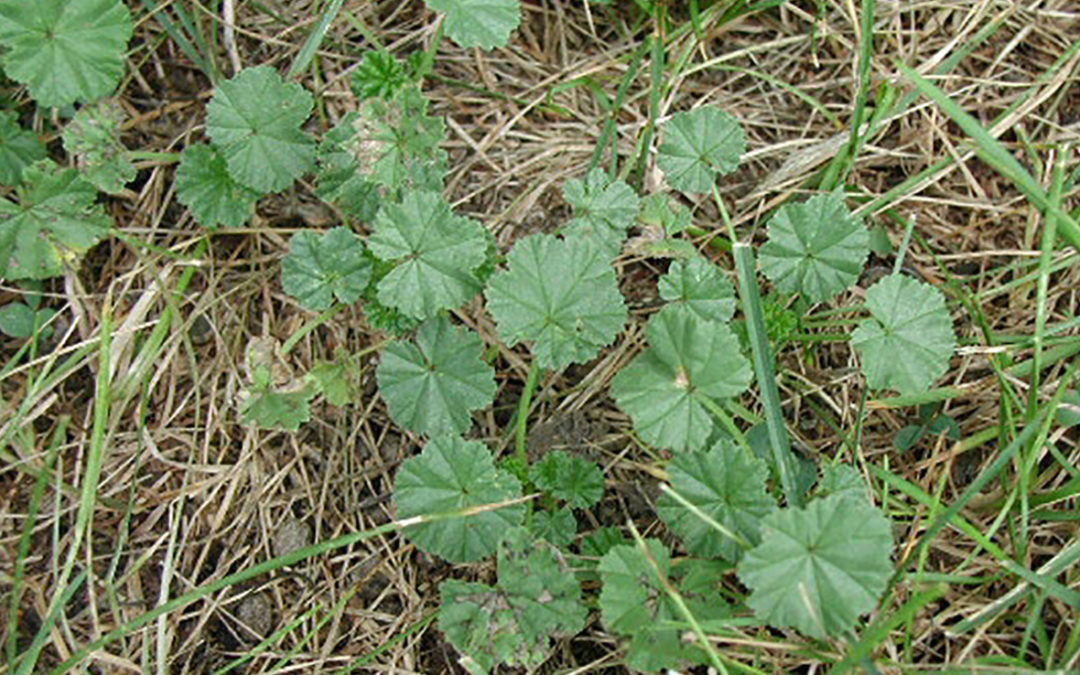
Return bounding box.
[425,0,522,50]
[758,192,870,303]
[657,105,744,194]
[205,66,316,193]
[485,233,627,371]
[657,440,775,562]
[0,0,134,108]
[395,436,525,563]
[281,227,371,312]
[439,527,586,673]
[376,316,496,437]
[368,190,490,320]
[176,144,260,229]
[529,450,605,508]
[851,273,955,395]
[612,305,752,452]
[658,256,736,322]
[0,160,112,280]
[738,494,893,640]
[0,110,46,186]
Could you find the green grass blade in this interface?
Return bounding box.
[287,0,346,80]
[733,243,801,507]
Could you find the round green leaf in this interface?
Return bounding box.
[369,190,490,320]
[657,105,744,194]
[529,450,605,509]
[657,441,775,562]
[0,0,133,108]
[176,144,260,229]
[658,256,736,322]
[395,436,525,563]
[851,274,956,396]
[377,316,496,437]
[737,494,894,640]
[759,193,870,303]
[280,227,371,312]
[425,0,522,49]
[0,302,35,338]
[612,305,752,452]
[0,160,112,280]
[561,168,639,258]
[205,66,316,193]
[485,233,627,370]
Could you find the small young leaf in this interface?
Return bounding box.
[0,0,134,108]
[562,168,640,258]
[738,494,893,640]
[176,144,260,229]
[281,227,372,312]
[307,352,362,407]
[61,100,135,195]
[368,190,490,319]
[376,316,496,437]
[758,193,870,303]
[205,66,316,193]
[612,305,752,452]
[0,110,46,186]
[657,440,775,562]
[640,193,691,235]
[395,436,525,563]
[425,0,522,50]
[0,160,112,280]
[529,506,577,549]
[657,105,744,194]
[658,256,736,322]
[439,527,586,672]
[485,233,627,370]
[240,369,316,432]
[0,302,35,339]
[529,450,605,509]
[851,274,956,395]
[816,463,869,503]
[351,50,411,100]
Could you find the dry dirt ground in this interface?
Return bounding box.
[2,0,1079,673]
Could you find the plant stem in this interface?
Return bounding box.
[516,360,543,467]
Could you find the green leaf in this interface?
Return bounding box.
[851,274,956,396]
[281,227,372,312]
[758,193,870,303]
[351,50,411,100]
[440,527,586,673]
[317,86,446,203]
[369,190,490,319]
[240,369,316,432]
[561,168,639,257]
[395,436,525,563]
[640,193,691,235]
[598,541,704,672]
[0,302,35,338]
[737,494,893,640]
[61,100,134,194]
[0,110,46,185]
[376,316,496,437]
[612,305,752,452]
[307,351,362,407]
[658,256,736,322]
[657,105,744,194]
[529,506,577,549]
[529,450,605,509]
[205,66,315,192]
[175,144,260,229]
[580,526,628,557]
[0,0,133,108]
[485,233,627,370]
[425,0,522,49]
[0,160,112,280]
[657,441,775,562]
[816,463,869,503]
